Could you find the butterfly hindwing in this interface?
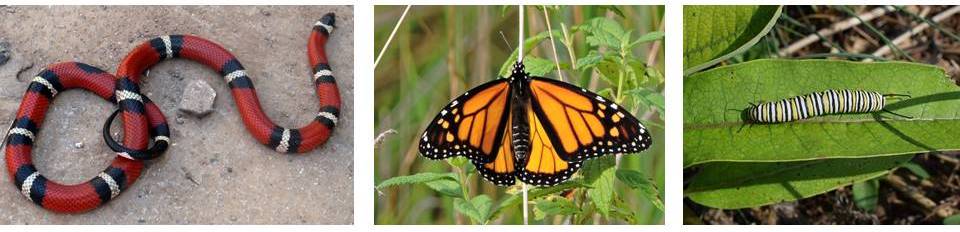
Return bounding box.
[526,76,652,162]
[517,101,582,186]
[419,79,512,164]
[473,114,517,186]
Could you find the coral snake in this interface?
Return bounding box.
[3,13,341,213]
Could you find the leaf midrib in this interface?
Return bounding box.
[684,118,960,130]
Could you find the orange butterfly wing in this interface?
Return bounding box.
[517,102,583,186]
[474,114,517,186]
[419,79,512,164]
[527,77,652,162]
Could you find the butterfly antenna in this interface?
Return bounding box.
[499,31,513,51]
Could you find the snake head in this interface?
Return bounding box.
[314,13,336,35]
[320,12,336,27]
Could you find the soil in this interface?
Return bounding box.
[0,6,354,224]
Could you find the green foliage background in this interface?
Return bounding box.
[374,5,665,225]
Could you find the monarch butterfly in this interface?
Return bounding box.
[746,89,910,123]
[418,62,653,187]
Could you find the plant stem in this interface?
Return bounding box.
[541,5,565,81]
[645,18,664,67]
[560,22,578,71]
[615,47,627,103]
[518,5,524,63]
[522,183,530,225]
[455,165,477,224]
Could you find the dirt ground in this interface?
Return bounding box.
[0,6,354,224]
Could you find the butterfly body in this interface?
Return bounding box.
[419,62,652,187]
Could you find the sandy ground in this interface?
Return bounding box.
[0,6,354,224]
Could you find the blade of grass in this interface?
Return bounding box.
[778,13,847,55]
[893,5,960,44]
[835,5,916,62]
[375,5,412,68]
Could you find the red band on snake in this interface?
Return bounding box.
[5,13,341,213]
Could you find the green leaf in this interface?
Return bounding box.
[583,156,616,218]
[630,31,665,47]
[523,57,560,76]
[424,179,464,198]
[610,197,640,224]
[626,59,648,87]
[533,198,581,220]
[945,214,960,224]
[624,88,665,116]
[616,169,664,212]
[683,5,782,75]
[645,65,665,86]
[900,161,931,179]
[684,59,956,167]
[584,18,627,49]
[576,51,605,70]
[686,154,912,209]
[490,180,591,220]
[596,56,623,84]
[454,195,493,224]
[447,156,469,168]
[596,88,614,100]
[852,178,880,212]
[375,172,458,189]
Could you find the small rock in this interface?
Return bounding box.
[178,80,216,117]
[0,41,9,65]
[175,114,185,124]
[73,142,84,149]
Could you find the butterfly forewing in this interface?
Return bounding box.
[526,76,652,162]
[418,79,512,164]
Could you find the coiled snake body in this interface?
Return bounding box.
[4,13,341,213]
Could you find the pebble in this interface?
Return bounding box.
[178,80,216,117]
[175,114,185,124]
[73,142,84,149]
[0,41,9,65]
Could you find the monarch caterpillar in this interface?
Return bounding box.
[418,62,653,187]
[746,89,910,123]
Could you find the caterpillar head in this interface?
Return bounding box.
[742,103,760,123]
